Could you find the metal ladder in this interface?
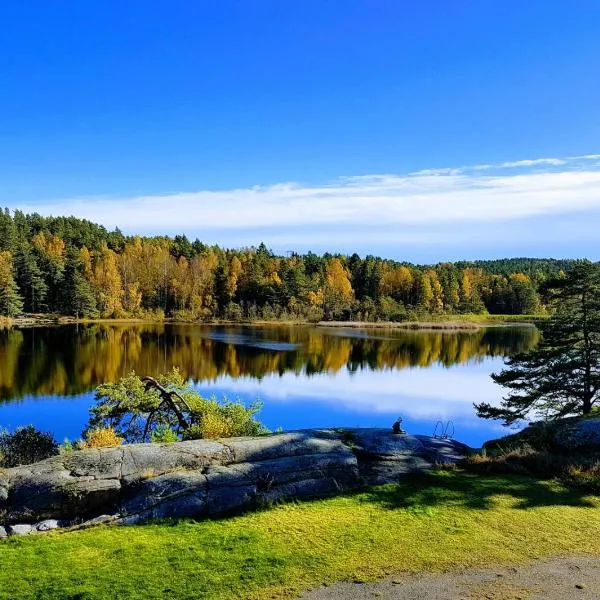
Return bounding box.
[433,420,454,440]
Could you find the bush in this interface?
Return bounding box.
[182,398,266,440]
[224,302,244,322]
[150,425,179,443]
[0,425,59,467]
[84,427,123,448]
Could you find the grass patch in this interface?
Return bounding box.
[1,470,599,599]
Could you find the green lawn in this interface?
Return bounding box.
[1,471,599,600]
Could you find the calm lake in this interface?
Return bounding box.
[0,323,539,447]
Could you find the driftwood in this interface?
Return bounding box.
[141,376,193,440]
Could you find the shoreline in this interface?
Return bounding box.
[5,314,543,330]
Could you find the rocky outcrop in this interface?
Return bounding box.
[484,416,600,452]
[551,417,600,450]
[0,429,468,535]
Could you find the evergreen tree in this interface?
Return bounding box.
[0,251,23,316]
[0,209,17,252]
[476,262,600,424]
[14,244,48,312]
[62,249,98,318]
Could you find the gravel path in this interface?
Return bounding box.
[301,555,600,599]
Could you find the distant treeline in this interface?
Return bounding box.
[0,209,581,321]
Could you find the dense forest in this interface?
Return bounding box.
[0,209,581,321]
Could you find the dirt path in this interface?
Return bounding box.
[301,555,600,599]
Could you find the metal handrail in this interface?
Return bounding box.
[433,420,454,440]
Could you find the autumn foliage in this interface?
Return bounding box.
[0,209,572,321]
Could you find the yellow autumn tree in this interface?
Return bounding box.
[380,265,414,304]
[92,245,123,316]
[226,256,242,300]
[426,270,444,313]
[323,258,354,319]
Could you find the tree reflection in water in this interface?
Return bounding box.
[0,324,539,402]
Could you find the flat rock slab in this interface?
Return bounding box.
[301,555,600,600]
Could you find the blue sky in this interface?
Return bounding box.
[1,1,600,262]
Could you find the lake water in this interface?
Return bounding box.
[0,323,539,447]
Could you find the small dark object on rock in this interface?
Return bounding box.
[392,417,405,435]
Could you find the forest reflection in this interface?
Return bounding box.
[0,324,539,402]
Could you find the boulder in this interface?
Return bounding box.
[484,417,600,452]
[7,524,33,536]
[552,417,600,450]
[36,519,60,531]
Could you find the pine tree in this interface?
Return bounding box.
[62,249,98,318]
[0,251,23,316]
[476,262,600,424]
[0,209,17,252]
[14,244,48,312]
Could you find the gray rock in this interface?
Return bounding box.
[553,417,600,450]
[80,514,118,527]
[35,519,60,531]
[204,452,359,490]
[62,477,122,518]
[147,492,206,520]
[489,417,600,452]
[262,477,343,504]
[62,447,123,479]
[122,471,207,514]
[121,440,231,483]
[206,484,256,515]
[8,524,33,536]
[225,432,349,463]
[0,526,7,539]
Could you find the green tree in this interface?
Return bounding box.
[476,262,600,424]
[62,248,99,318]
[14,244,48,312]
[0,251,23,316]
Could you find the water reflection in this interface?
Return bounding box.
[0,324,538,401]
[0,324,538,446]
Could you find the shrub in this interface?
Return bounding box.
[84,426,123,448]
[224,302,244,322]
[0,425,59,467]
[60,438,86,452]
[150,425,179,444]
[182,395,266,440]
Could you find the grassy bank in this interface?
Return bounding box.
[316,314,544,330]
[0,470,599,599]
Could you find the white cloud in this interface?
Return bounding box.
[198,362,503,421]
[16,153,600,246]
